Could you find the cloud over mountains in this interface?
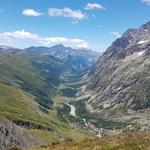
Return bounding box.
[0,30,88,48]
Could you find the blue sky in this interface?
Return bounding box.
[0,0,150,52]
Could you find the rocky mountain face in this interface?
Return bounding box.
[0,117,47,150]
[25,44,100,73]
[86,21,150,115]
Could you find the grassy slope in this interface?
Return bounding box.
[0,54,92,142]
[0,54,65,108]
[0,54,44,87]
[0,83,90,141]
[30,132,150,150]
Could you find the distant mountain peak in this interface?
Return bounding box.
[51,44,66,49]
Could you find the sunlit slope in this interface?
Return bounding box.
[30,132,150,150]
[0,54,64,108]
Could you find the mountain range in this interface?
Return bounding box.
[1,21,150,149]
[24,44,99,73]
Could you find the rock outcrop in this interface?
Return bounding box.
[0,117,47,150]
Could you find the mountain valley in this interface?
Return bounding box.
[0,45,101,149]
[1,22,150,150]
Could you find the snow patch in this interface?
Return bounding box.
[137,51,145,56]
[137,40,148,45]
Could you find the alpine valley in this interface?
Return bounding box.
[1,21,150,150]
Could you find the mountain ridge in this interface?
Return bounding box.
[24,44,100,73]
[85,21,150,120]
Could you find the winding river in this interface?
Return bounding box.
[67,103,76,117]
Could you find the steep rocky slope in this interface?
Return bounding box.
[85,21,150,117]
[0,117,47,150]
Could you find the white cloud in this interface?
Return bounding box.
[111,32,121,39]
[142,0,150,5]
[22,9,43,16]
[0,30,89,48]
[0,30,40,40]
[40,37,88,48]
[85,3,105,10]
[48,8,86,20]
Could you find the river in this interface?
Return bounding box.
[67,103,76,117]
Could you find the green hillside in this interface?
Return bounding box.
[0,54,64,108]
[0,82,91,142]
[0,53,92,142]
